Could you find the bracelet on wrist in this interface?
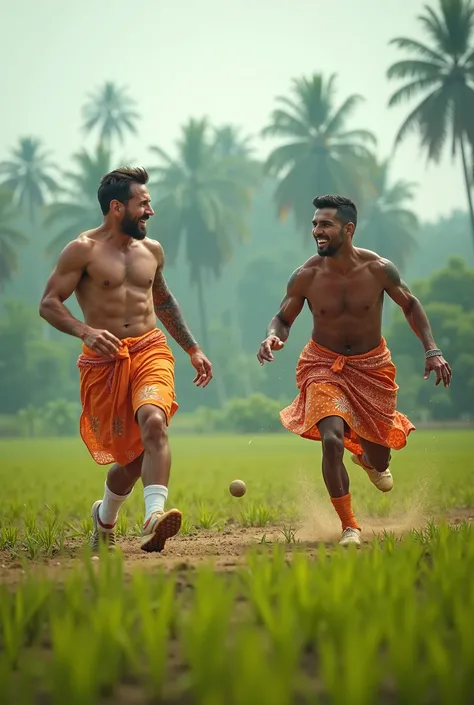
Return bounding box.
[425,348,442,359]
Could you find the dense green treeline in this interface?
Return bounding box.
[1,0,473,430]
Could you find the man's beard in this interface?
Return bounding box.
[121,212,148,240]
[317,242,342,257]
[316,230,344,257]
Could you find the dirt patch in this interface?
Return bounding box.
[1,510,472,585]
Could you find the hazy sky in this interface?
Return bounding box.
[0,0,468,222]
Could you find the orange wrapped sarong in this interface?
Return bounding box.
[280,338,415,455]
[77,328,178,466]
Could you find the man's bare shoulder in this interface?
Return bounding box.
[299,255,324,276]
[354,250,405,289]
[286,257,319,292]
[143,238,163,255]
[296,255,322,275]
[58,231,97,264]
[354,248,392,276]
[143,238,164,266]
[353,247,383,262]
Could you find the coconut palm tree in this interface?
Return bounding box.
[82,82,139,148]
[387,0,474,247]
[261,73,377,237]
[0,189,28,291]
[0,137,59,222]
[149,117,260,352]
[0,137,58,327]
[357,158,419,271]
[213,124,254,158]
[44,143,112,255]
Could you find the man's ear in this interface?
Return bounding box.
[110,199,122,214]
[345,222,355,238]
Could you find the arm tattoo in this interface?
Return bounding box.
[152,270,198,353]
[384,261,410,291]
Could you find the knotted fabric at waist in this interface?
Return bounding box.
[77,328,166,369]
[308,337,391,374]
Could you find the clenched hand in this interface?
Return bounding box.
[257,335,285,365]
[82,328,122,359]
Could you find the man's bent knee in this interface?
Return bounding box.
[137,406,168,448]
[321,431,345,459]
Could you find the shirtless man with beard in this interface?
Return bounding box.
[257,194,451,546]
[40,167,212,552]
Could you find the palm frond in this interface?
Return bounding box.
[392,87,442,148]
[388,37,447,63]
[336,129,378,144]
[387,59,444,81]
[261,110,312,139]
[149,145,176,166]
[324,94,366,136]
[263,141,310,176]
[388,77,442,106]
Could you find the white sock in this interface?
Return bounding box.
[143,484,168,522]
[98,482,131,529]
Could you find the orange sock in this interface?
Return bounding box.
[331,493,361,531]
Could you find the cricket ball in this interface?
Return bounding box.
[229,479,246,497]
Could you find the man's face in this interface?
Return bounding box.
[119,184,154,240]
[312,208,347,257]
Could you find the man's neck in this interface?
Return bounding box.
[102,222,135,251]
[322,246,357,274]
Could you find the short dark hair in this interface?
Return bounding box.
[97,167,149,215]
[312,194,357,228]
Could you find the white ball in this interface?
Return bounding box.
[229,479,246,497]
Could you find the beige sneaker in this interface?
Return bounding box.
[339,527,362,547]
[90,500,117,552]
[140,508,182,552]
[351,453,393,493]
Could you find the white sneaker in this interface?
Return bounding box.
[339,527,361,547]
[90,500,116,552]
[140,508,182,553]
[351,453,393,493]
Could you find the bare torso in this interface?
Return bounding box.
[299,249,387,355]
[75,229,160,339]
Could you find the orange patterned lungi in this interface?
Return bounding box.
[280,338,415,455]
[77,328,178,466]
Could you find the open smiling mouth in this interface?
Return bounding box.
[317,238,329,246]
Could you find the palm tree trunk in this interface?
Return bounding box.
[459,133,474,250]
[195,269,227,407]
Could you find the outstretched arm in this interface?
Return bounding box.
[152,245,212,387]
[152,268,199,353]
[257,267,307,365]
[267,268,307,341]
[382,259,452,387]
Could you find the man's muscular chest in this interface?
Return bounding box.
[85,244,157,291]
[307,269,383,317]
